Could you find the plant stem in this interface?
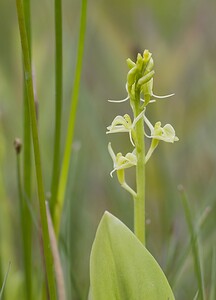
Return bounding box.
[50,0,63,218]
[15,139,32,300]
[133,99,146,245]
[0,262,11,299]
[179,186,205,300]
[210,249,216,300]
[54,0,88,236]
[16,1,57,298]
[22,1,32,298]
[0,252,3,300]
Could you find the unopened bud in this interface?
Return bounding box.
[14,138,22,154]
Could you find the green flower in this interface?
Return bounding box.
[108,143,137,197]
[108,143,137,177]
[108,48,174,106]
[106,111,145,146]
[142,78,174,103]
[144,116,179,143]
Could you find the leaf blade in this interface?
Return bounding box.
[90,211,175,300]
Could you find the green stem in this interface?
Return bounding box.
[54,0,88,236]
[0,262,11,299]
[15,141,32,300]
[133,99,146,245]
[0,253,3,300]
[179,187,205,300]
[210,249,216,300]
[22,1,32,298]
[50,0,63,218]
[16,1,57,299]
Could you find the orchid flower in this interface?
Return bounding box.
[144,115,179,163]
[144,115,179,143]
[108,143,137,177]
[106,110,145,146]
[108,143,137,197]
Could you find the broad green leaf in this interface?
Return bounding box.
[90,211,175,300]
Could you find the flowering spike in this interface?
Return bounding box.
[107,49,179,247]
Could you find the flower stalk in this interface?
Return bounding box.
[107,50,178,246]
[133,102,146,244]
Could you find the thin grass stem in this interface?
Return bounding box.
[22,1,33,298]
[0,257,3,300]
[179,186,206,300]
[54,0,88,236]
[14,138,32,299]
[50,0,63,218]
[46,202,66,300]
[0,262,11,300]
[209,248,216,300]
[16,1,57,298]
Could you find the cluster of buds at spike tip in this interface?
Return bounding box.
[107,49,179,197]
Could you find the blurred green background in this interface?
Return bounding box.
[0,0,216,299]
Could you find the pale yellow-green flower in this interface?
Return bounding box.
[144,116,179,143]
[106,111,145,146]
[108,143,137,197]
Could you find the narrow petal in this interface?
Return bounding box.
[144,115,154,132]
[132,110,145,127]
[108,143,116,163]
[108,95,129,103]
[152,93,175,99]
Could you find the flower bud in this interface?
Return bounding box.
[126,58,136,69]
[127,66,138,86]
[145,57,154,73]
[143,50,152,64]
[136,53,143,71]
[137,70,155,87]
[142,78,153,99]
[14,138,22,154]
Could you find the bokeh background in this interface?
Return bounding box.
[0,0,216,299]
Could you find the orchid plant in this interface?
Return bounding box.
[107,49,178,244]
[90,50,178,300]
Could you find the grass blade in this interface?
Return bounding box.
[16,1,57,298]
[50,0,63,218]
[46,202,66,300]
[209,248,216,300]
[179,185,206,300]
[0,262,11,300]
[14,137,34,299]
[22,0,33,298]
[54,0,88,236]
